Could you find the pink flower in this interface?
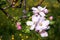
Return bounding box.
[16,22,22,30]
[49,16,53,20]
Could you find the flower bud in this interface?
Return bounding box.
[16,22,22,30]
[49,16,53,20]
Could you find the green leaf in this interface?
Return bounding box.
[25,29,30,33]
[50,21,55,25]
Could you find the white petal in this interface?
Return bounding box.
[26,21,33,26]
[41,26,50,30]
[32,15,40,22]
[37,6,42,11]
[42,20,50,26]
[39,17,45,23]
[39,29,43,32]
[40,31,48,37]
[35,25,41,31]
[41,26,47,30]
[39,12,46,17]
[44,6,46,9]
[32,7,38,11]
[30,25,35,30]
[44,9,48,13]
[46,26,50,30]
[41,6,46,11]
[41,8,45,11]
[32,11,39,14]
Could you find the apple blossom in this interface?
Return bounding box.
[35,20,50,32]
[26,6,52,37]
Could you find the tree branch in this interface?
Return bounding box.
[0,7,13,19]
[23,0,27,17]
[57,0,60,3]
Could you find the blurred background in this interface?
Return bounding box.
[0,0,60,40]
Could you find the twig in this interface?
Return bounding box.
[57,0,60,3]
[35,0,44,7]
[23,0,26,14]
[19,0,24,8]
[0,7,13,19]
[28,0,44,11]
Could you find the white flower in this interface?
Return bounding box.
[40,20,50,30]
[35,20,50,32]
[26,21,36,30]
[40,31,48,37]
[26,21,33,26]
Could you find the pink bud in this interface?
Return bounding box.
[17,25,22,30]
[49,16,53,20]
[16,22,22,30]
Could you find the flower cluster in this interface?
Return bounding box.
[26,6,53,37]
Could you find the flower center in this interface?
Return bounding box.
[39,23,42,26]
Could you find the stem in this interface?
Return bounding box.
[23,0,26,15]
